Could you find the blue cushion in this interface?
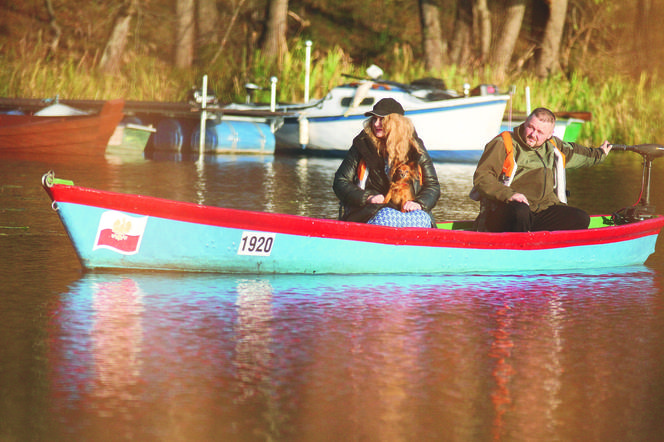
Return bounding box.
[367,207,431,228]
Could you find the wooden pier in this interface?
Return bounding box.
[0,97,294,120]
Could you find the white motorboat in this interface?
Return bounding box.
[225,67,510,162]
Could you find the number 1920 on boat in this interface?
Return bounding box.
[238,231,275,257]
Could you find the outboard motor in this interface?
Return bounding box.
[188,87,217,106]
[611,143,664,223]
[244,83,263,104]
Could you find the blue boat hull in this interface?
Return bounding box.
[153,118,275,154]
[45,174,664,275]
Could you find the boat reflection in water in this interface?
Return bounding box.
[48,268,661,440]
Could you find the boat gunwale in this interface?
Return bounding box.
[302,93,511,122]
[44,181,664,252]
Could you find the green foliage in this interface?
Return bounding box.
[502,70,664,145]
[0,45,198,102]
[3,40,664,147]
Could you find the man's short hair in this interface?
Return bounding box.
[528,107,556,124]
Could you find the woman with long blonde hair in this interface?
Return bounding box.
[333,98,441,227]
[366,112,424,175]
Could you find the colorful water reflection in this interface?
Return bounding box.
[46,268,663,440]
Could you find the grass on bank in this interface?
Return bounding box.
[1,40,663,147]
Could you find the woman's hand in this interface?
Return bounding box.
[367,194,385,204]
[402,201,422,212]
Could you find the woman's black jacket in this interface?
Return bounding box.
[333,130,441,224]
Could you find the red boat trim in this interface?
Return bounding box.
[46,183,664,251]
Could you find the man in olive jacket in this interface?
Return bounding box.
[472,107,612,232]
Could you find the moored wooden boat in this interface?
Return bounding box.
[42,165,664,275]
[107,121,156,153]
[0,98,125,156]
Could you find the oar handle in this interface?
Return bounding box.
[611,143,664,158]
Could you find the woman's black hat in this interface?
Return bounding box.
[364,98,405,117]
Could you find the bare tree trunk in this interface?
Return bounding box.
[535,0,568,78]
[490,0,526,81]
[99,0,138,74]
[198,0,218,45]
[175,0,195,68]
[44,0,61,55]
[449,0,472,65]
[634,0,653,69]
[419,0,445,71]
[261,0,289,64]
[475,0,491,61]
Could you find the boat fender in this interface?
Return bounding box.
[299,115,309,147]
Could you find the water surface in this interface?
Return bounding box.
[1,150,664,441]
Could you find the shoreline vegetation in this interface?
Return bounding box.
[1,40,661,147]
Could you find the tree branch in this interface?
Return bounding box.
[44,0,61,55]
[211,0,247,65]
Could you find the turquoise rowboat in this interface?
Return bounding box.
[42,168,664,275]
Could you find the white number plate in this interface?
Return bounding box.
[237,231,276,256]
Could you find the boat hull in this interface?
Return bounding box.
[43,175,664,275]
[0,99,125,157]
[272,86,509,162]
[152,117,275,154]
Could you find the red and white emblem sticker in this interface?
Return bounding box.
[93,211,148,255]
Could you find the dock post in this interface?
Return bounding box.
[198,75,208,162]
[304,40,312,103]
[270,77,277,112]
